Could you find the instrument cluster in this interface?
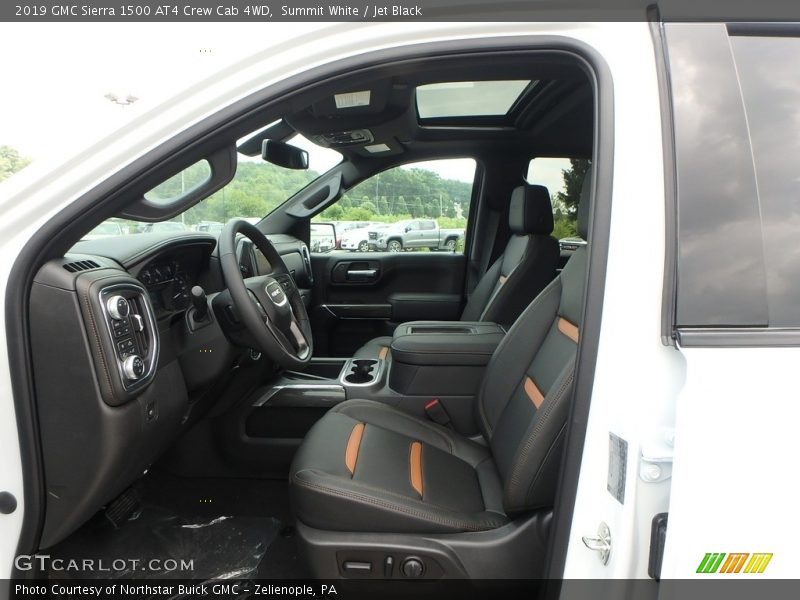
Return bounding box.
[138,259,192,313]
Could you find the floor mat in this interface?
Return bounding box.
[47,474,297,580]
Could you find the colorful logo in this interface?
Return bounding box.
[696,553,772,574]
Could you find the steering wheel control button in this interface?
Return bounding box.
[106,295,130,320]
[122,355,145,380]
[401,557,424,578]
[266,282,287,306]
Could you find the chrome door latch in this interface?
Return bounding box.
[582,521,612,565]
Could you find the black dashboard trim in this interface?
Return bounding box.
[71,233,216,269]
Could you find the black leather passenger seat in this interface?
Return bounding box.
[354,183,559,359]
[289,169,593,578]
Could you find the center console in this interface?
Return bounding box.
[387,321,506,396]
[246,320,505,440]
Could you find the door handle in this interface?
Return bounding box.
[346,269,378,281]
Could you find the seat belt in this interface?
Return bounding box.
[480,207,502,277]
[424,399,452,428]
[467,206,501,295]
[466,204,504,305]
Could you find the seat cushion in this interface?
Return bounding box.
[290,399,509,533]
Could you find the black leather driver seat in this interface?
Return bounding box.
[354,183,559,359]
[290,170,592,542]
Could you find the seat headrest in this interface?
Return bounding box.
[577,166,593,240]
[509,184,554,235]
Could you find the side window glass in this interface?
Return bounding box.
[527,157,590,252]
[730,34,800,327]
[312,158,475,253]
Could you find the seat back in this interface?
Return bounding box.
[461,184,559,327]
[476,168,592,514]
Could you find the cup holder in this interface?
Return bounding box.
[344,359,379,385]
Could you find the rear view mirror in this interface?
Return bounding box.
[262,140,309,170]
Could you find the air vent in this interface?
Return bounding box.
[63,260,100,273]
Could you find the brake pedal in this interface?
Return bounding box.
[104,486,141,528]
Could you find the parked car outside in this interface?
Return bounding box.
[138,221,188,233]
[310,222,335,253]
[81,221,124,240]
[340,222,386,251]
[193,221,224,234]
[559,236,588,253]
[372,218,464,252]
[331,221,373,249]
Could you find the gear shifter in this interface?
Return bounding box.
[191,285,208,321]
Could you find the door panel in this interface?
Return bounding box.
[310,252,466,356]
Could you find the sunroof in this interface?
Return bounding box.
[416,80,532,119]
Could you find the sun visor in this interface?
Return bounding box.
[311,80,390,117]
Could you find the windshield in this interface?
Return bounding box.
[88,134,341,237]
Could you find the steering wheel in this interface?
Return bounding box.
[218,219,313,370]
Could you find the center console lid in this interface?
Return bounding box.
[390,321,505,366]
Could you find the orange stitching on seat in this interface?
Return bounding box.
[524,376,544,408]
[409,441,423,497]
[558,317,579,343]
[345,423,365,476]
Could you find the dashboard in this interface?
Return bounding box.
[139,260,192,312]
[29,230,312,549]
[131,245,209,316]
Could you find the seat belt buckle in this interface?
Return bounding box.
[424,399,451,427]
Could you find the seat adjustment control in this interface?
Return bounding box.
[401,557,424,578]
[384,556,394,577]
[342,561,372,574]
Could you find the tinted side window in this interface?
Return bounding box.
[667,24,769,327]
[669,24,800,331]
[730,35,800,326]
[526,157,588,242]
[311,158,475,254]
